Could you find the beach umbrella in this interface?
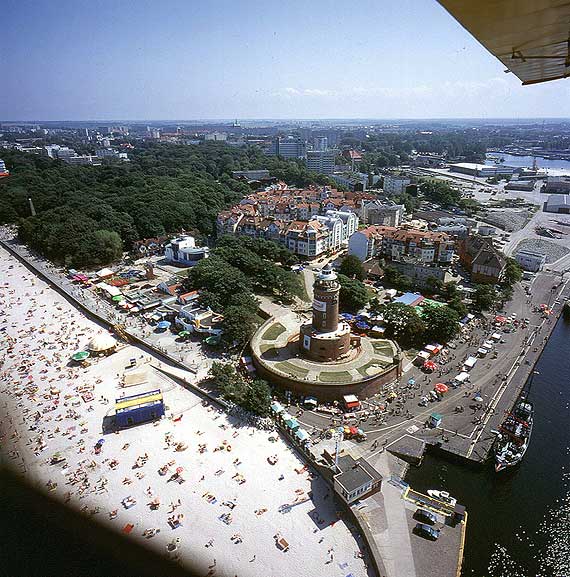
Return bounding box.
[356,321,370,330]
[178,330,190,337]
[407,378,415,386]
[176,467,184,474]
[157,320,171,329]
[88,333,117,352]
[72,351,90,362]
[97,438,105,445]
[434,383,449,394]
[423,360,437,371]
[112,295,124,302]
[349,427,358,436]
[337,427,345,433]
[474,392,483,402]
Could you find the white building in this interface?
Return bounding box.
[0,159,8,175]
[164,236,209,267]
[361,201,405,226]
[315,210,359,252]
[515,250,547,272]
[306,150,335,175]
[383,175,411,195]
[204,132,228,141]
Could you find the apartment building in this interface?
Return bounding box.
[348,225,454,264]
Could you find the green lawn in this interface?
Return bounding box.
[276,361,309,378]
[357,360,387,377]
[260,344,280,358]
[318,370,353,383]
[372,340,395,357]
[262,322,286,341]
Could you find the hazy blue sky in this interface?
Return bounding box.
[3,0,570,120]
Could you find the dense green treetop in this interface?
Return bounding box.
[339,254,366,281]
[0,143,334,267]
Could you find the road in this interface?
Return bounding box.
[290,271,568,462]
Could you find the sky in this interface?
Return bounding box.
[2,0,570,121]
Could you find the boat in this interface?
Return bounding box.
[426,490,457,507]
[494,399,533,472]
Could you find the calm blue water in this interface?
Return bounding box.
[406,316,570,577]
[486,153,570,172]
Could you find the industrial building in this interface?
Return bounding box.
[449,163,517,177]
[544,195,570,214]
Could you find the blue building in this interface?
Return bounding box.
[115,389,165,428]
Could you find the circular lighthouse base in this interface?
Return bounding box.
[299,320,352,362]
[250,313,402,402]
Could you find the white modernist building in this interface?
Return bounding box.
[164,236,209,267]
[315,210,359,252]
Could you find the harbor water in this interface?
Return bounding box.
[406,316,570,577]
[485,153,570,173]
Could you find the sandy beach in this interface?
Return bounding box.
[0,245,372,577]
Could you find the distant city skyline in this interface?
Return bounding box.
[3,0,570,121]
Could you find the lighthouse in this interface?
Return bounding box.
[299,264,352,362]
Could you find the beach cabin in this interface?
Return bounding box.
[343,394,361,412]
[115,389,165,428]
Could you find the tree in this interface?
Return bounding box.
[425,276,443,295]
[440,281,459,301]
[208,363,271,416]
[242,379,272,416]
[383,266,413,291]
[418,179,461,207]
[503,258,523,287]
[222,304,261,348]
[338,274,369,312]
[420,304,460,343]
[339,255,366,281]
[380,302,426,348]
[473,284,498,312]
[448,296,468,319]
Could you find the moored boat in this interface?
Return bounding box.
[494,400,533,472]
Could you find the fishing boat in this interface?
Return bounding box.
[494,399,533,472]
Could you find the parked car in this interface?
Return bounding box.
[414,523,440,541]
[414,508,437,525]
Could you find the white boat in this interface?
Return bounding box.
[427,490,457,507]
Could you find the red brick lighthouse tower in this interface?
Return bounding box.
[299,264,352,362]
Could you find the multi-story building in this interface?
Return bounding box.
[313,136,328,151]
[348,225,454,264]
[0,159,8,177]
[216,186,370,258]
[458,235,506,284]
[315,210,358,251]
[361,201,405,226]
[306,150,335,175]
[164,235,209,267]
[204,132,227,141]
[383,174,411,195]
[266,136,307,159]
[331,172,369,192]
